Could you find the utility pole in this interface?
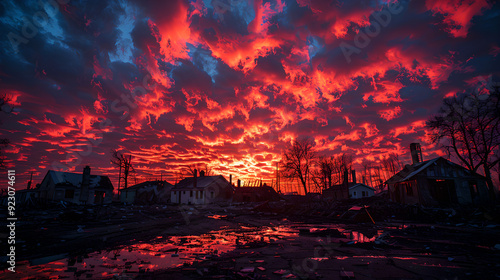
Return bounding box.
[118,164,122,192]
[27,171,33,189]
[276,163,280,193]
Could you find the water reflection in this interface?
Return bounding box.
[2,223,382,279]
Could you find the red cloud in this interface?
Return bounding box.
[379,106,402,121]
[426,0,492,38]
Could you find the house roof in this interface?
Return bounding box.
[385,158,440,184]
[172,175,231,190]
[326,182,372,190]
[122,180,173,191]
[46,170,113,189]
[234,185,280,196]
[385,157,482,184]
[348,183,376,191]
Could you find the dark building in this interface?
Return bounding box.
[386,144,489,206]
[38,166,114,205]
[322,170,370,200]
[120,180,173,204]
[233,184,281,202]
[171,171,233,204]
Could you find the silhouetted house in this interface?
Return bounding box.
[349,183,375,199]
[120,180,173,204]
[1,188,39,207]
[233,184,281,202]
[171,170,233,204]
[323,170,364,200]
[15,188,39,204]
[386,143,489,206]
[38,166,113,205]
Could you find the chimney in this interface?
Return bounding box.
[199,170,205,177]
[343,169,349,199]
[27,171,33,190]
[351,169,356,184]
[410,143,423,165]
[230,174,232,185]
[237,179,241,188]
[79,166,91,203]
[193,169,197,188]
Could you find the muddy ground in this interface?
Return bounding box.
[1,201,500,279]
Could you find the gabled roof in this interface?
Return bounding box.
[172,175,230,190]
[386,158,440,184]
[326,182,370,190]
[348,183,375,191]
[46,170,113,189]
[122,180,173,191]
[385,157,482,184]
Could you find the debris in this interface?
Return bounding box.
[340,206,375,223]
[340,270,355,279]
[274,269,289,275]
[77,225,85,233]
[241,267,255,273]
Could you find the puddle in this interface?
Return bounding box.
[1,223,383,279]
[207,214,227,219]
[292,224,383,243]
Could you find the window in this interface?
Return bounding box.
[469,181,478,198]
[210,191,214,199]
[427,167,435,176]
[353,191,357,197]
[190,191,193,197]
[65,189,74,199]
[362,191,366,197]
[406,184,413,196]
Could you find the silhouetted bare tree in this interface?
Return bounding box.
[381,153,402,178]
[280,137,316,195]
[314,156,335,190]
[427,86,500,198]
[0,94,13,169]
[185,163,213,177]
[0,139,9,169]
[332,153,353,185]
[110,150,134,190]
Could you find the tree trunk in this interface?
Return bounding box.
[300,176,308,195]
[124,166,129,189]
[483,165,496,200]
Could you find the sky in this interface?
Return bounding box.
[0,0,499,191]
